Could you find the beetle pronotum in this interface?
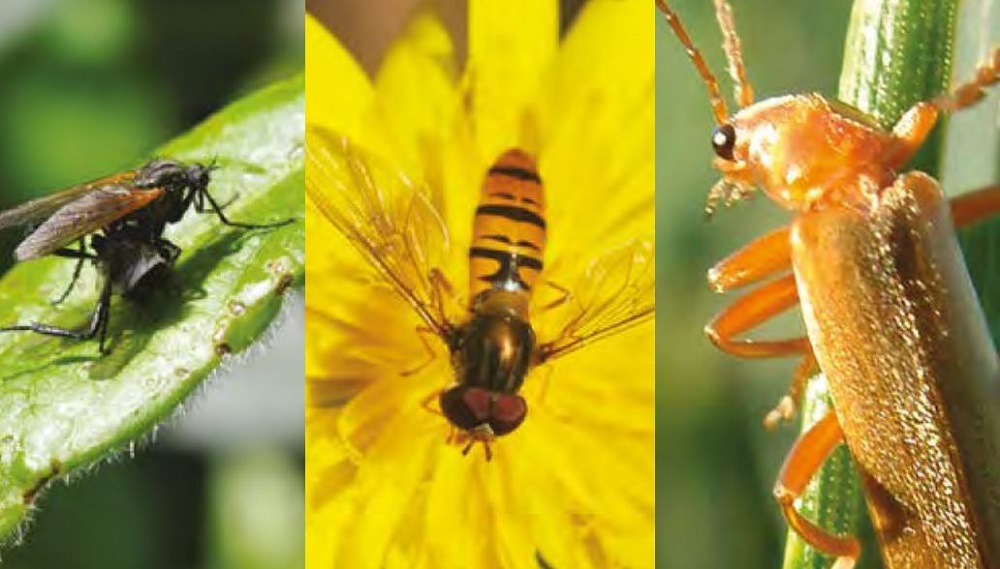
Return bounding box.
[658,0,1000,567]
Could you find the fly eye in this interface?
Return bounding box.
[711,124,737,160]
[488,395,527,436]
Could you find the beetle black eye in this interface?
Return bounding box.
[711,124,736,160]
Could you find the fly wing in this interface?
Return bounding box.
[0,170,138,230]
[538,239,655,361]
[306,128,455,339]
[14,185,164,260]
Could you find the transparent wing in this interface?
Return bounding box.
[539,239,655,361]
[306,127,455,339]
[0,170,138,230]
[14,185,164,260]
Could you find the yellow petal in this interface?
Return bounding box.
[368,10,460,179]
[534,0,654,279]
[467,0,558,158]
[305,13,373,138]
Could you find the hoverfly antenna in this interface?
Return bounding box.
[714,0,755,109]
[656,0,729,124]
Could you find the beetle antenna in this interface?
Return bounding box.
[656,0,729,124]
[714,0,755,108]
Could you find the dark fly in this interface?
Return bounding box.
[0,158,292,353]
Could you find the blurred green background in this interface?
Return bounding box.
[657,1,999,568]
[0,1,303,568]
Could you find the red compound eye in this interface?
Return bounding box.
[439,386,528,436]
[489,393,527,435]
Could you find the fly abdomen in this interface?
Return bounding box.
[469,149,546,302]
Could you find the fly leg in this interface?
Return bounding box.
[420,389,444,418]
[774,411,860,569]
[401,326,439,376]
[708,226,813,425]
[195,186,295,229]
[428,268,458,322]
[50,240,97,305]
[538,281,571,312]
[0,276,113,353]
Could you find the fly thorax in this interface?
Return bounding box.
[452,301,535,395]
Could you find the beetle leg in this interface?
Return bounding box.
[708,274,814,425]
[775,411,861,569]
[764,348,816,429]
[705,274,805,358]
[950,184,1000,227]
[933,44,1000,113]
[708,225,791,292]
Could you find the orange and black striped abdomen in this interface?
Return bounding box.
[469,149,546,301]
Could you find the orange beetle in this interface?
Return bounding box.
[659,0,1000,567]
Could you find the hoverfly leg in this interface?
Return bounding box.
[50,240,97,305]
[532,364,556,409]
[538,280,571,312]
[197,187,294,229]
[459,437,492,461]
[774,411,860,569]
[428,268,457,317]
[420,389,444,417]
[401,327,438,376]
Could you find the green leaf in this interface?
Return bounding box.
[0,74,304,540]
[785,0,965,568]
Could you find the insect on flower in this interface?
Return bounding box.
[0,159,293,353]
[659,0,1000,567]
[307,130,655,460]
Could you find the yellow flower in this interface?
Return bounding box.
[305,2,654,568]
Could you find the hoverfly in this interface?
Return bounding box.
[660,0,1000,567]
[306,129,655,459]
[0,158,293,353]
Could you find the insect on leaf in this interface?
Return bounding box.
[0,74,304,540]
